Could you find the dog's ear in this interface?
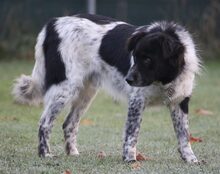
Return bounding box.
[173,42,185,68]
[127,32,146,52]
[162,36,185,67]
[162,36,184,58]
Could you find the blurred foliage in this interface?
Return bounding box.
[0,0,220,60]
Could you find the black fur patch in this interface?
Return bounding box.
[180,97,190,114]
[43,18,66,90]
[99,24,136,76]
[75,14,118,25]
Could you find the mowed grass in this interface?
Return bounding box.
[0,60,220,174]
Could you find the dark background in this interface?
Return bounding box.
[0,0,220,60]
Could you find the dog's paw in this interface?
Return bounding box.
[44,153,55,158]
[123,145,137,162]
[178,147,200,164]
[186,157,198,163]
[123,156,136,163]
[122,149,136,162]
[192,160,207,165]
[68,150,79,156]
[181,154,201,164]
[66,146,79,156]
[39,152,54,158]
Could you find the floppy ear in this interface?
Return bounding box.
[127,32,146,52]
[162,37,185,67]
[162,37,184,59]
[173,42,185,68]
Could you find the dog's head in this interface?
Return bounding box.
[126,27,185,87]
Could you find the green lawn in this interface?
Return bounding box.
[0,60,220,174]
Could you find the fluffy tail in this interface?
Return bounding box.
[12,27,46,106]
[12,75,43,105]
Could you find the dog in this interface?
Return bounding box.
[12,14,201,163]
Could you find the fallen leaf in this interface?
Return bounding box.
[62,169,72,174]
[136,152,152,161]
[0,116,19,122]
[190,134,203,143]
[80,118,94,126]
[131,161,141,170]
[97,151,106,159]
[195,109,214,116]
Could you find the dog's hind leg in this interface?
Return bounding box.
[62,77,98,156]
[38,81,80,157]
[169,97,198,163]
[123,89,146,162]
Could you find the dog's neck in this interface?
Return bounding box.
[160,68,195,106]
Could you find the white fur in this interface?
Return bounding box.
[12,74,42,105]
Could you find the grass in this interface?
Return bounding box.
[0,60,220,174]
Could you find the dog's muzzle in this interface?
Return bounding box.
[125,75,135,86]
[125,66,137,86]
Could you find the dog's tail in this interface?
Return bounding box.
[12,28,46,106]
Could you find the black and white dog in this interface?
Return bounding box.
[13,14,201,163]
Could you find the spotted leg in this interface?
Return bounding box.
[169,97,198,163]
[123,90,145,162]
[62,82,97,156]
[38,82,79,157]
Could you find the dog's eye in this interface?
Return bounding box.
[143,58,151,64]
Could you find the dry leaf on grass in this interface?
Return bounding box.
[0,116,19,121]
[195,109,214,116]
[80,118,95,126]
[136,152,152,161]
[97,151,106,159]
[62,169,72,174]
[131,161,141,170]
[190,134,203,143]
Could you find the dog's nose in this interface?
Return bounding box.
[125,76,134,85]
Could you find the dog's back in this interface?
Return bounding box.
[13,15,137,104]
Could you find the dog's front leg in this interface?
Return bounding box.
[169,97,198,163]
[123,93,145,162]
